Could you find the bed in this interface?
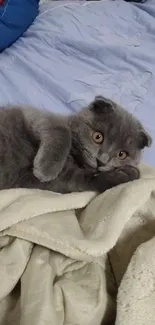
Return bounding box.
[0,0,154,166]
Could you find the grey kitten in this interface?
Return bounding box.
[0,96,151,193]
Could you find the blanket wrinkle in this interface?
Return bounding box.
[0,164,155,324]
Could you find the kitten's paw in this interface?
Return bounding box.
[33,165,54,183]
[33,164,60,182]
[114,165,140,184]
[33,155,61,182]
[92,165,140,193]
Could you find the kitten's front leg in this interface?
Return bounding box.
[91,165,140,192]
[33,126,71,182]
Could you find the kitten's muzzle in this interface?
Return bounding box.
[97,159,112,172]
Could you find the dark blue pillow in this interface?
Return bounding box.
[0,0,39,52]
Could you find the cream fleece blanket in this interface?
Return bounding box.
[0,164,155,325]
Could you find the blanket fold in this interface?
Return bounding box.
[0,164,155,325]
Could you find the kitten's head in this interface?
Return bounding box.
[71,96,152,171]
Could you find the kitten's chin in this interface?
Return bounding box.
[98,165,113,172]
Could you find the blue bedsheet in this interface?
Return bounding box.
[0,0,154,165]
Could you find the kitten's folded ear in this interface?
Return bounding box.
[139,129,152,148]
[89,95,114,114]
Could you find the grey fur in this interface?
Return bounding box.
[0,96,151,193]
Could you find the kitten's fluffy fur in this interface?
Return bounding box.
[0,96,151,193]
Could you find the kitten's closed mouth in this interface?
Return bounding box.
[96,159,105,168]
[96,159,112,172]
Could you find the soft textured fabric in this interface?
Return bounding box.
[0,0,154,166]
[0,0,39,52]
[0,164,155,324]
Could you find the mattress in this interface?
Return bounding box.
[0,0,154,165]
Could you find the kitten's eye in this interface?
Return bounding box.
[117,150,128,160]
[92,131,104,144]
